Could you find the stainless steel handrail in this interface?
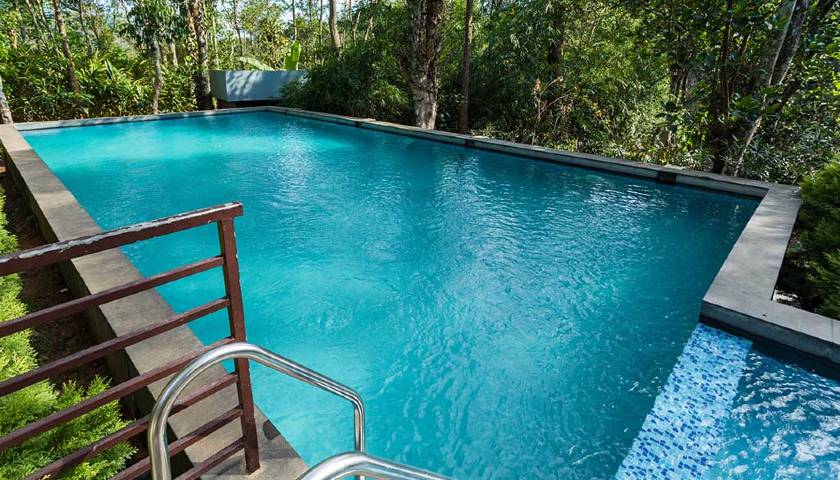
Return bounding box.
[148,342,365,480]
[299,452,451,480]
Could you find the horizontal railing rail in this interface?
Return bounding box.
[0,203,243,274]
[0,202,261,479]
[148,342,366,480]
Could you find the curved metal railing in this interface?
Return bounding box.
[148,342,365,480]
[299,452,451,480]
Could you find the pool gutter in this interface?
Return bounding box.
[1,105,837,468]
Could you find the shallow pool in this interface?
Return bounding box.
[24,112,759,478]
[707,346,840,479]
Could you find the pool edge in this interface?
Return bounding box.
[0,122,308,478]
[262,107,839,364]
[17,106,833,363]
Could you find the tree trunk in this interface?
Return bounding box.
[8,0,20,48]
[412,87,437,129]
[231,0,245,58]
[91,6,102,45]
[364,14,373,41]
[0,74,13,125]
[729,0,808,175]
[52,0,81,95]
[151,42,164,114]
[319,0,324,54]
[405,0,444,129]
[329,0,341,50]
[171,42,179,66]
[38,0,56,43]
[210,13,219,68]
[457,0,474,134]
[705,0,806,175]
[78,0,94,55]
[12,0,27,44]
[188,0,214,110]
[352,10,360,41]
[21,0,47,46]
[292,0,298,40]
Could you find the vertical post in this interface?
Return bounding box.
[218,217,261,473]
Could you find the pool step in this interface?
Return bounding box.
[615,324,751,479]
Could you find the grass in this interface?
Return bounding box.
[0,185,135,479]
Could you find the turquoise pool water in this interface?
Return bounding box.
[616,323,840,479]
[23,112,760,478]
[707,347,840,479]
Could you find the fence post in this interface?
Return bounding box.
[218,217,261,473]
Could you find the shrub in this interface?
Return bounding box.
[811,252,840,319]
[282,40,412,125]
[281,2,413,125]
[798,161,840,318]
[0,187,135,479]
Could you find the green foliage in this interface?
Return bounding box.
[625,0,840,178]
[460,0,668,160]
[800,161,840,255]
[0,188,135,479]
[0,0,837,186]
[237,41,301,71]
[159,64,199,112]
[231,0,292,69]
[283,41,302,71]
[811,252,840,318]
[283,7,413,124]
[797,161,840,318]
[0,40,196,121]
[238,56,274,70]
[122,0,183,51]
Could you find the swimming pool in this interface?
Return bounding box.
[20,111,774,478]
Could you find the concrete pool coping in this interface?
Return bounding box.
[1,106,837,472]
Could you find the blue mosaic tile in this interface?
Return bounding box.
[615,324,751,479]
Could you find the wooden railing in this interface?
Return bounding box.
[0,202,260,479]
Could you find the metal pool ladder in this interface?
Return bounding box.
[148,342,451,480]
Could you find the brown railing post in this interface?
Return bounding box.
[0,203,260,479]
[217,217,261,473]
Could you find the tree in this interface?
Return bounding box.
[291,0,297,40]
[457,0,473,133]
[2,0,836,184]
[52,0,81,95]
[403,0,444,129]
[329,0,341,50]
[187,0,214,109]
[0,74,13,124]
[77,0,95,54]
[124,0,181,113]
[231,0,245,57]
[706,0,810,174]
